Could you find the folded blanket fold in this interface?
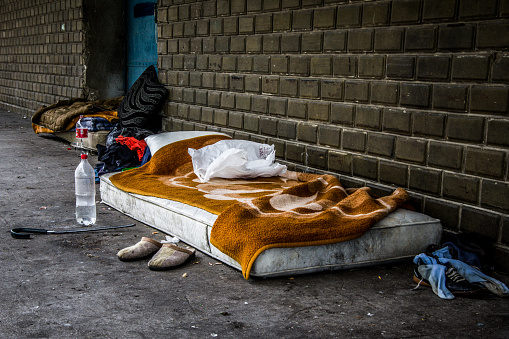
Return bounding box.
[110,135,410,279]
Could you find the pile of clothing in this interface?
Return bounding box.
[413,234,509,299]
[95,65,167,179]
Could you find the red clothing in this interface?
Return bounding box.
[115,136,147,161]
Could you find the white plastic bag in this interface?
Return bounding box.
[188,140,287,183]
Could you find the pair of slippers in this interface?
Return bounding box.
[117,237,196,271]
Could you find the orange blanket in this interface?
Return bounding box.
[110,135,410,279]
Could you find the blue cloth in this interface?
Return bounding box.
[413,247,509,299]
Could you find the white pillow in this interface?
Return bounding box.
[144,131,229,156]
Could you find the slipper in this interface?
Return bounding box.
[148,244,196,271]
[117,237,162,262]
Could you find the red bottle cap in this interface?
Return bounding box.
[81,154,88,159]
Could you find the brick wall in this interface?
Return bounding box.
[157,0,509,269]
[0,0,86,117]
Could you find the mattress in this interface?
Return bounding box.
[100,173,442,278]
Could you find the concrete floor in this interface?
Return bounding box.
[1,110,508,338]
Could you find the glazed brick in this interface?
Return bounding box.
[239,16,254,34]
[347,30,373,52]
[321,79,343,101]
[337,4,362,28]
[465,147,506,179]
[230,36,246,53]
[433,85,468,112]
[246,35,262,53]
[202,37,215,53]
[183,88,194,103]
[409,166,441,194]
[400,83,430,108]
[428,142,463,170]
[220,92,235,109]
[371,82,398,105]
[386,56,414,79]
[208,91,221,107]
[298,123,318,143]
[487,119,509,147]
[413,112,445,137]
[262,76,279,94]
[263,34,280,53]
[362,2,390,26]
[299,78,320,98]
[168,39,178,53]
[210,18,223,35]
[238,56,253,72]
[228,111,243,129]
[254,56,270,73]
[177,104,189,119]
[184,55,196,70]
[173,54,184,69]
[438,24,475,51]
[188,105,201,121]
[367,133,395,157]
[244,114,259,132]
[353,155,378,180]
[379,160,408,186]
[333,56,357,77]
[235,93,251,111]
[482,180,509,213]
[310,56,332,76]
[208,55,222,71]
[223,55,237,71]
[461,206,500,240]
[422,0,456,21]
[273,12,292,32]
[328,151,352,174]
[184,21,196,37]
[395,137,427,164]
[319,125,341,147]
[442,173,479,203]
[477,22,509,49]
[268,97,287,116]
[331,103,355,125]
[470,86,509,115]
[289,56,310,75]
[260,117,278,136]
[302,32,323,53]
[314,7,336,29]
[344,81,369,103]
[492,54,509,81]
[195,89,208,105]
[446,115,484,143]
[417,56,450,81]
[308,101,330,121]
[323,31,346,52]
[358,56,384,79]
[306,146,327,169]
[215,73,229,90]
[292,9,313,31]
[201,107,214,124]
[459,0,498,19]
[230,75,244,91]
[288,99,307,119]
[247,0,262,12]
[190,38,203,53]
[283,0,300,9]
[355,106,381,130]
[342,130,366,152]
[374,28,403,52]
[405,26,436,51]
[202,72,215,88]
[197,20,210,36]
[285,142,306,163]
[189,72,202,87]
[281,34,301,53]
[278,120,297,140]
[245,75,261,92]
[340,177,366,189]
[252,95,268,113]
[383,108,411,134]
[279,77,298,97]
[391,0,421,24]
[217,0,230,17]
[424,198,460,231]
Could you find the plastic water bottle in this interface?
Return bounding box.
[75,115,88,149]
[75,153,96,225]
